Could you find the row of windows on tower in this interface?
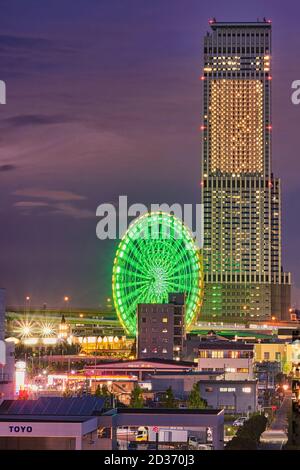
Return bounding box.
[205,273,273,282]
[206,72,270,78]
[205,47,268,54]
[203,180,273,188]
[216,32,269,38]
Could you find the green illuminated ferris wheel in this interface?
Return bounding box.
[112,211,204,336]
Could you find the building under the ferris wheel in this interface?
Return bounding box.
[112,212,204,359]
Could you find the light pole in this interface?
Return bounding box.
[64,296,70,314]
[25,296,31,318]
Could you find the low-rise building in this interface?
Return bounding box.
[137,293,185,361]
[0,396,225,450]
[150,371,258,415]
[254,341,292,371]
[198,380,258,415]
[150,370,222,396]
[84,358,195,381]
[197,340,254,380]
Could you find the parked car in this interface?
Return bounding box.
[189,436,212,450]
[198,444,213,451]
[188,436,200,448]
[233,417,248,427]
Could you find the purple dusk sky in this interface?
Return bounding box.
[1,0,300,309]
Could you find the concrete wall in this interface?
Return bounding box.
[0,436,76,450]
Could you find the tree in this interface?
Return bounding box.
[282,360,292,375]
[162,386,178,408]
[187,383,207,409]
[94,384,111,407]
[225,414,267,450]
[238,414,267,443]
[129,385,144,408]
[225,436,257,450]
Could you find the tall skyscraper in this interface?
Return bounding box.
[201,20,291,321]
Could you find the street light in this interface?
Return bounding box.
[25,296,31,316]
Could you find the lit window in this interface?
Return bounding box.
[212,350,224,358]
[220,387,236,392]
[225,367,236,373]
[242,387,251,393]
[162,318,168,323]
[230,351,239,358]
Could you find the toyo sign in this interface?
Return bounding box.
[9,425,33,433]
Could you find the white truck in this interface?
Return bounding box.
[136,426,188,443]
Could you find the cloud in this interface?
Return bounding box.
[0,34,52,51]
[0,164,17,172]
[1,114,72,129]
[50,202,95,219]
[13,187,94,220]
[0,33,76,77]
[13,188,86,201]
[14,201,49,208]
[14,200,94,219]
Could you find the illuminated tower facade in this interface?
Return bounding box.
[201,20,291,321]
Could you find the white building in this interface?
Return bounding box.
[197,340,254,381]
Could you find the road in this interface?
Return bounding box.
[269,396,291,432]
[259,395,291,449]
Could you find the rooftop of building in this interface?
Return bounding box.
[197,340,254,350]
[210,20,271,28]
[85,358,195,369]
[108,408,223,415]
[0,396,105,420]
[150,370,222,377]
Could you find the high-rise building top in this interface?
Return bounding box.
[201,21,291,321]
[203,20,271,178]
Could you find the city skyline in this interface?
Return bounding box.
[1,0,300,308]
